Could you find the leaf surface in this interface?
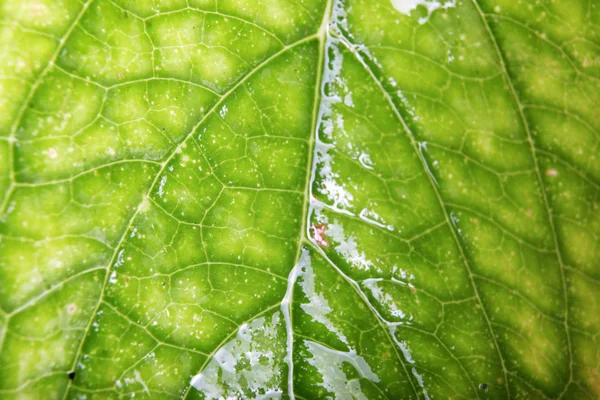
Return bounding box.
[0,0,599,399]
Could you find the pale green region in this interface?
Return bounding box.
[568,274,600,398]
[564,37,600,78]
[195,42,317,190]
[538,157,600,281]
[1,0,599,399]
[0,25,55,136]
[0,141,8,204]
[1,163,158,241]
[483,3,600,345]
[0,269,103,390]
[140,81,216,143]
[311,208,507,398]
[147,10,282,93]
[568,272,600,344]
[0,237,108,311]
[346,0,500,92]
[199,113,310,189]
[111,204,207,275]
[113,0,325,45]
[2,0,82,35]
[0,316,4,345]
[111,0,194,18]
[202,189,302,277]
[218,0,326,43]
[0,77,27,137]
[480,0,600,78]
[397,82,552,248]
[0,163,158,310]
[17,69,104,141]
[73,304,170,389]
[0,379,67,400]
[396,325,484,398]
[414,299,505,397]
[58,1,153,85]
[558,219,600,278]
[530,109,600,182]
[0,0,83,137]
[427,151,550,244]
[117,345,203,398]
[105,254,285,351]
[486,9,600,151]
[456,212,564,317]
[74,303,205,396]
[569,331,600,400]
[102,79,216,151]
[539,153,600,346]
[477,278,569,393]
[15,74,216,182]
[147,144,222,224]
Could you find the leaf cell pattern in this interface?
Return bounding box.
[0,0,598,399]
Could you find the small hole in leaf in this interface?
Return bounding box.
[67,371,76,380]
[479,383,488,392]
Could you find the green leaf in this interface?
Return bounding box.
[0,0,598,399]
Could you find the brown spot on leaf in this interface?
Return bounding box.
[312,224,329,247]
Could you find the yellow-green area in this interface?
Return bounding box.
[0,0,598,399]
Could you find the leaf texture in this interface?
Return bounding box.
[0,0,599,399]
